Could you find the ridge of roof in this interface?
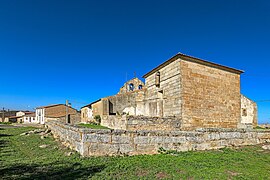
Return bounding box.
[142,53,244,78]
[36,104,78,111]
[36,104,65,109]
[81,99,101,109]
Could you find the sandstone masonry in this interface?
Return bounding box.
[83,53,257,131]
[47,121,269,156]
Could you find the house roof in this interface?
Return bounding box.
[36,104,78,111]
[23,113,36,117]
[23,111,34,115]
[81,99,101,109]
[142,53,244,78]
[36,104,64,109]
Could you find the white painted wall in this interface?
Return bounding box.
[23,116,36,123]
[241,95,257,124]
[87,107,93,119]
[16,111,25,117]
[36,108,45,124]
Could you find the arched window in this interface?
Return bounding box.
[129,83,134,91]
[138,85,143,90]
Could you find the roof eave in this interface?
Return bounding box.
[142,53,244,78]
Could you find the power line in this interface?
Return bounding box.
[255,100,270,102]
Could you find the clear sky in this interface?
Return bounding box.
[0,0,269,123]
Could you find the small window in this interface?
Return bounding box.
[155,72,160,87]
[242,108,247,116]
[138,85,143,90]
[129,83,134,91]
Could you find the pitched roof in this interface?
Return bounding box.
[36,104,78,111]
[36,104,64,109]
[143,53,244,78]
[23,113,36,117]
[81,99,101,109]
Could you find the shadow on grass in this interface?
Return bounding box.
[0,162,106,179]
[0,134,12,137]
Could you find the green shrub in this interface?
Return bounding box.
[94,115,101,125]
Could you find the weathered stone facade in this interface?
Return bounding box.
[102,89,146,116]
[240,95,258,128]
[81,100,102,123]
[180,60,241,130]
[47,121,270,156]
[80,106,92,123]
[118,77,145,94]
[144,59,182,118]
[83,53,257,131]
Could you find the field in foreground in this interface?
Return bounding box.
[0,127,270,180]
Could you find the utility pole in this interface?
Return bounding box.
[66,100,69,123]
[2,107,4,122]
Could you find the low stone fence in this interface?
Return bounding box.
[47,121,270,156]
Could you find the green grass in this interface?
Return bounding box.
[1,127,270,179]
[0,122,12,125]
[254,126,267,130]
[77,123,110,129]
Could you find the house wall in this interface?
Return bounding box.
[0,117,9,122]
[36,105,77,124]
[180,59,241,130]
[23,116,36,123]
[45,105,77,118]
[81,107,93,123]
[92,101,103,117]
[58,113,81,125]
[144,59,182,117]
[36,109,45,124]
[240,95,257,127]
[16,111,25,117]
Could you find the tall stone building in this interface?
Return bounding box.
[84,53,257,131]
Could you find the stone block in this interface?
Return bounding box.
[85,134,111,143]
[112,135,131,144]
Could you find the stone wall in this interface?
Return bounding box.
[118,77,145,94]
[57,113,81,125]
[126,116,181,131]
[81,106,92,123]
[101,115,127,130]
[102,90,146,116]
[47,121,270,157]
[240,95,258,127]
[101,115,181,131]
[92,101,103,117]
[180,59,241,130]
[144,59,182,118]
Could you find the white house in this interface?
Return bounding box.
[15,111,36,123]
[22,113,36,123]
[35,104,78,124]
[36,108,45,124]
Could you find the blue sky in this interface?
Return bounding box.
[0,0,269,123]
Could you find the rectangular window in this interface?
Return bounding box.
[242,108,247,116]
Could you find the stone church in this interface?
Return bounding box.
[82,53,257,131]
